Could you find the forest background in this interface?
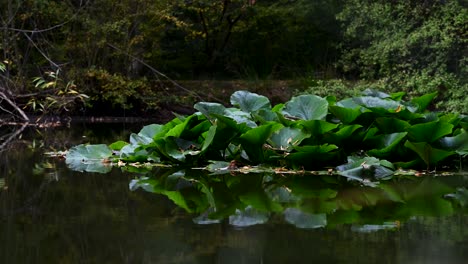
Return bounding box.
[0,0,466,121]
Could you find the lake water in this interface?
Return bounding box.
[1,122,467,264]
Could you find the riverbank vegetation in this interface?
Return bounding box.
[1,0,466,121]
[65,90,468,179]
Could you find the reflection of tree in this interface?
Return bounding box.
[0,123,26,153]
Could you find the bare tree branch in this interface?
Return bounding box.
[0,90,29,121]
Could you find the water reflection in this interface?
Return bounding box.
[1,123,467,263]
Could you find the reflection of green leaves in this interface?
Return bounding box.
[336,156,394,181]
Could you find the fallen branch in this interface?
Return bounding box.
[0,90,29,121]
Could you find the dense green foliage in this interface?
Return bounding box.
[0,0,466,115]
[66,90,468,181]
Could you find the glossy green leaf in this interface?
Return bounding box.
[404,141,455,166]
[230,90,271,113]
[411,92,438,112]
[407,121,454,143]
[353,96,401,111]
[239,123,282,162]
[269,127,310,151]
[329,105,362,124]
[282,94,328,120]
[375,117,410,133]
[298,120,339,136]
[194,102,226,120]
[438,129,468,155]
[109,140,128,151]
[367,132,408,158]
[362,89,390,98]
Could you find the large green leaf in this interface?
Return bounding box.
[298,120,339,136]
[404,141,455,166]
[411,92,438,112]
[375,117,411,133]
[361,89,390,98]
[139,124,164,139]
[438,129,468,156]
[282,94,328,120]
[230,90,271,113]
[66,144,113,173]
[367,132,408,158]
[269,127,310,151]
[224,108,257,127]
[194,102,226,120]
[353,96,401,111]
[407,121,454,143]
[329,105,362,124]
[239,123,282,162]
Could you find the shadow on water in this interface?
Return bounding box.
[1,122,467,263]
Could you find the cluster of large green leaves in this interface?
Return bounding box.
[66,90,467,179]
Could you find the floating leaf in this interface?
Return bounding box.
[230,90,271,113]
[282,95,328,120]
[65,144,113,173]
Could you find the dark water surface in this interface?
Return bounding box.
[1,123,467,264]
